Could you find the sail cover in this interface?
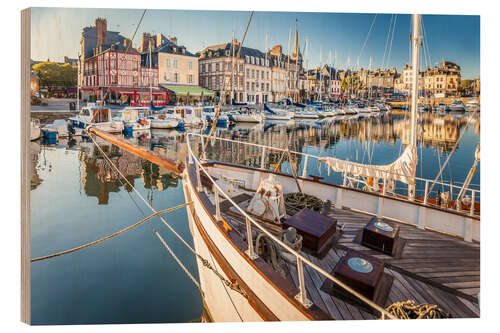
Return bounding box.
[324,145,418,185]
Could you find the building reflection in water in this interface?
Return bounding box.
[202,112,477,170]
[78,139,180,205]
[31,111,478,202]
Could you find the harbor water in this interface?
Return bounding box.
[30,111,480,324]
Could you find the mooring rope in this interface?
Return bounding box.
[31,203,191,262]
[88,134,198,255]
[153,228,202,293]
[88,133,248,300]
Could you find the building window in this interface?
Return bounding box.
[166,59,170,68]
[189,61,193,71]
[246,69,249,77]
[246,82,249,91]
[208,64,212,72]
[174,73,179,83]
[173,59,178,68]
[188,74,193,84]
[216,63,219,72]
[239,64,243,72]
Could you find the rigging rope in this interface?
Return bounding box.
[87,9,147,126]
[154,229,202,292]
[356,14,378,70]
[381,14,394,69]
[427,110,478,196]
[31,204,191,262]
[87,134,248,299]
[207,11,254,141]
[385,14,398,69]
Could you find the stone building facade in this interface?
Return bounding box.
[424,61,461,96]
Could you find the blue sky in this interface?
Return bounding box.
[31,8,480,78]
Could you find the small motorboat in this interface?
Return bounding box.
[264,104,294,120]
[448,100,466,112]
[465,99,480,113]
[69,105,124,134]
[149,114,180,129]
[230,107,265,123]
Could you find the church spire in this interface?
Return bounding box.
[292,19,301,61]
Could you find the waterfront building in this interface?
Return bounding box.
[198,24,302,104]
[79,18,167,105]
[423,60,461,96]
[367,67,398,96]
[198,39,246,103]
[302,65,340,100]
[141,35,209,103]
[472,78,480,95]
[268,44,300,102]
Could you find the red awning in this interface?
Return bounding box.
[110,87,167,95]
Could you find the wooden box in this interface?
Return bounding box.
[362,217,400,256]
[333,249,384,300]
[283,208,337,253]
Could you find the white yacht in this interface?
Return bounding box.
[69,105,124,134]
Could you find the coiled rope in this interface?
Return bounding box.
[284,192,324,214]
[384,300,450,319]
[31,203,191,262]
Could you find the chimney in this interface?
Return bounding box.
[271,45,282,56]
[95,18,107,47]
[141,32,151,52]
[123,38,132,50]
[168,36,177,45]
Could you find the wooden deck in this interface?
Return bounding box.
[281,206,480,320]
[217,193,480,320]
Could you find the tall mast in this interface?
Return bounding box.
[329,49,332,101]
[287,25,291,99]
[265,32,268,103]
[318,47,323,101]
[304,37,309,102]
[231,30,235,102]
[410,14,421,148]
[149,37,153,105]
[369,56,372,99]
[77,53,80,111]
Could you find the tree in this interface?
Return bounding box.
[32,62,77,95]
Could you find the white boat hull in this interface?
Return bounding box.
[150,118,179,129]
[232,114,264,123]
[182,173,313,322]
[30,126,41,141]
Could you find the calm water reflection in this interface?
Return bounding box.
[30,111,479,324]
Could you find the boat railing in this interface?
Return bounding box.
[188,133,480,218]
[186,132,397,319]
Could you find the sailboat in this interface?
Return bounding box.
[180,14,480,321]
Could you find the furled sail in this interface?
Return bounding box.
[323,145,418,185]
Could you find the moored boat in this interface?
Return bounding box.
[69,105,124,134]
